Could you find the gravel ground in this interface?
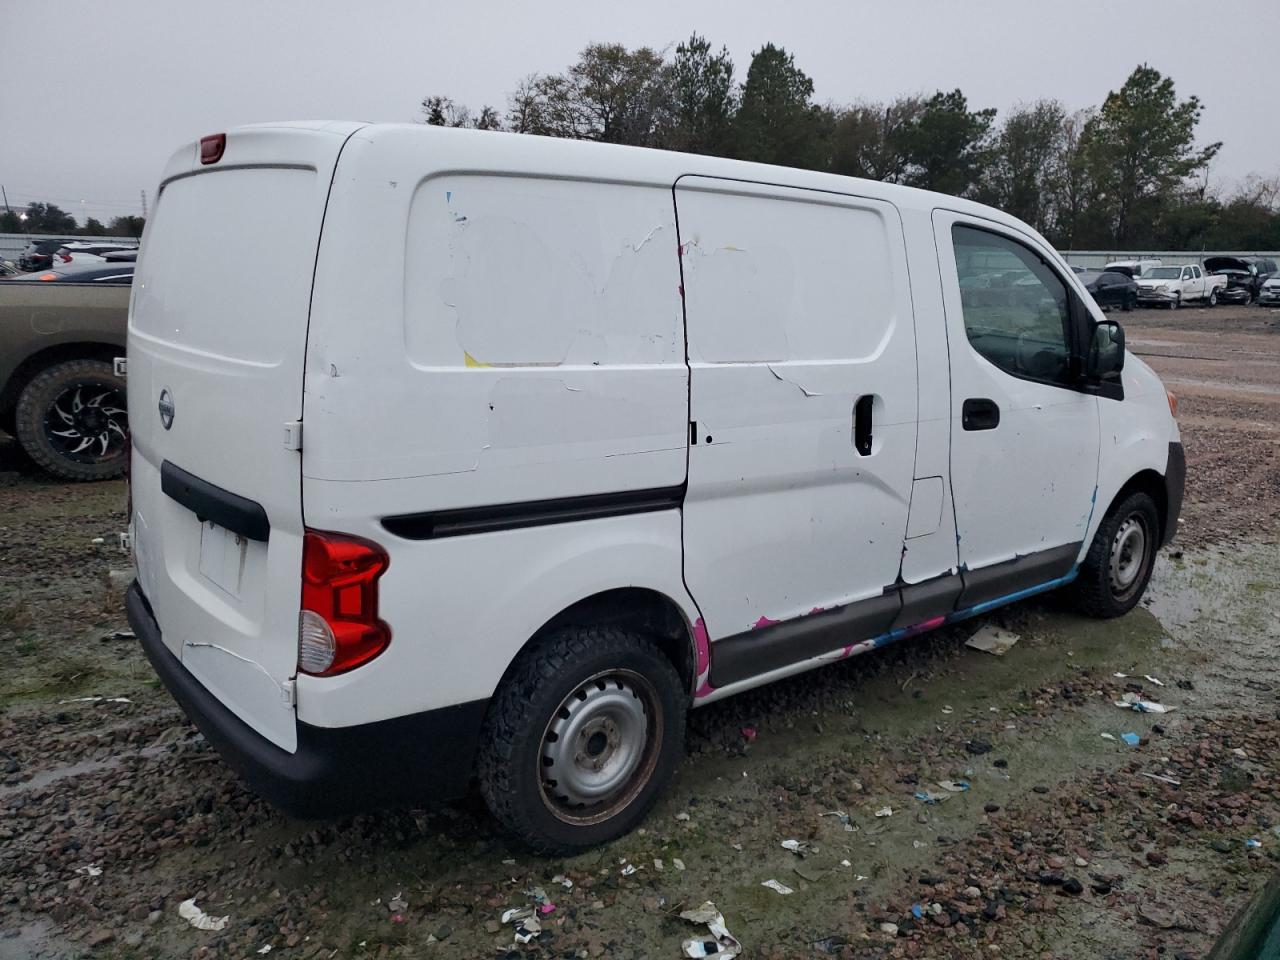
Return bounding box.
[1,304,1278,959]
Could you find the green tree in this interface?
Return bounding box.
[421,96,502,130]
[1080,64,1220,246]
[894,89,996,197]
[732,43,827,169]
[108,215,145,238]
[81,217,107,236]
[504,45,673,146]
[665,34,736,155]
[982,99,1067,234]
[23,201,77,233]
[0,210,21,232]
[829,96,924,182]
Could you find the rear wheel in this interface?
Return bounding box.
[14,359,128,481]
[478,625,686,853]
[1073,490,1160,619]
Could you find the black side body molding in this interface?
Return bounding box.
[707,541,1082,689]
[127,583,485,817]
[709,593,900,688]
[894,573,964,629]
[955,541,1080,608]
[161,460,270,542]
[383,484,686,540]
[1162,441,1186,546]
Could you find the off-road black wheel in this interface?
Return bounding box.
[477,625,686,853]
[15,359,128,481]
[1073,490,1160,619]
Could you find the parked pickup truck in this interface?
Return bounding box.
[0,275,128,480]
[1134,264,1227,309]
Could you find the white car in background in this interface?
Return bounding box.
[53,242,139,268]
[1259,276,1280,307]
[1135,264,1226,309]
[1104,258,1162,279]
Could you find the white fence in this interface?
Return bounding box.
[0,232,140,263]
[1060,250,1280,270]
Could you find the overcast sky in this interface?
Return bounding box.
[2,0,1277,224]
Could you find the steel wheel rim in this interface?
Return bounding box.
[1109,515,1147,594]
[538,669,662,826]
[43,382,128,464]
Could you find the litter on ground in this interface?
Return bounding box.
[821,810,855,831]
[914,790,950,804]
[1139,772,1181,785]
[1121,733,1141,747]
[965,624,1020,656]
[781,839,817,857]
[761,879,795,895]
[937,780,970,793]
[1115,692,1173,714]
[57,696,132,705]
[874,806,893,818]
[679,901,742,958]
[178,898,230,932]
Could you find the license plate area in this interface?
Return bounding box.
[199,520,247,597]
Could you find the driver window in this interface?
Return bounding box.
[952,225,1072,386]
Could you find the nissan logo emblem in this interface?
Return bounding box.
[158,388,175,430]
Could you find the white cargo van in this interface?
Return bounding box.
[126,122,1184,851]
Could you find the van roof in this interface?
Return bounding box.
[160,121,1040,239]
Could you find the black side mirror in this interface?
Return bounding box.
[1088,321,1125,381]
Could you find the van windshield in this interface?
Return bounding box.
[1145,267,1182,279]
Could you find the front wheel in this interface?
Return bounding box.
[477,626,686,853]
[1073,491,1160,618]
[1168,294,1180,311]
[14,359,128,481]
[1207,288,1218,306]
[1122,292,1135,312]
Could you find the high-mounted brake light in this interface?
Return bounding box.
[199,133,226,165]
[298,530,390,676]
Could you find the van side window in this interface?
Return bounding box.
[951,225,1072,386]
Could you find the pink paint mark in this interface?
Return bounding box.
[840,638,876,660]
[905,615,947,637]
[693,617,715,698]
[678,283,684,296]
[539,903,556,915]
[752,615,781,630]
[808,606,825,615]
[741,726,757,742]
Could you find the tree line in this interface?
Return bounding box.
[423,39,1280,251]
[0,202,144,238]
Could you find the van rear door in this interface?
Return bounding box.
[127,123,364,751]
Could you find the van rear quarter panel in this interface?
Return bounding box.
[298,129,697,726]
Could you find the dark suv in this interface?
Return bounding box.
[17,238,77,272]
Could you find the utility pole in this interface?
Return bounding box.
[1,185,9,213]
[140,189,148,219]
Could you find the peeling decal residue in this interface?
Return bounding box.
[693,618,714,698]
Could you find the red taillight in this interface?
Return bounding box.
[200,133,226,165]
[58,252,71,262]
[299,530,390,676]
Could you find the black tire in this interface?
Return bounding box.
[477,625,686,853]
[1168,294,1180,311]
[1207,288,1218,307]
[1122,293,1135,312]
[14,359,128,481]
[1073,490,1160,619]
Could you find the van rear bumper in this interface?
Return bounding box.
[126,582,486,817]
